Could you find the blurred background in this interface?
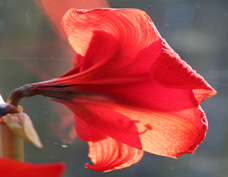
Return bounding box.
[0,0,227,177]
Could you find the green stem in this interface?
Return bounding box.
[0,123,24,161]
[7,84,36,107]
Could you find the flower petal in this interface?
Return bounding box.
[84,126,143,172]
[74,115,95,142]
[93,81,208,157]
[60,90,206,158]
[150,40,216,102]
[51,78,206,157]
[0,158,65,177]
[115,105,207,158]
[62,97,142,150]
[3,113,43,148]
[74,116,143,172]
[37,9,162,86]
[62,8,162,71]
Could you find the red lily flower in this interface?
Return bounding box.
[0,158,65,177]
[28,8,216,172]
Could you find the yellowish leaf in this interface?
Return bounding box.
[3,113,43,149]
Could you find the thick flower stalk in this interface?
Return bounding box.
[7,8,216,172]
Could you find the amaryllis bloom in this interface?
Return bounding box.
[0,158,65,177]
[11,8,216,172]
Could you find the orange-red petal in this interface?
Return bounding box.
[74,116,143,172]
[0,158,65,177]
[63,98,142,150]
[150,40,216,102]
[85,128,143,172]
[62,8,161,70]
[114,104,207,158]
[61,91,207,158]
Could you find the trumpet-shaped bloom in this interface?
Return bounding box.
[0,158,65,177]
[30,8,216,172]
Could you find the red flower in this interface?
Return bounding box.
[0,158,65,177]
[29,8,216,172]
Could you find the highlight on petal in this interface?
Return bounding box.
[82,125,143,172]
[62,8,161,70]
[114,105,207,158]
[3,113,43,148]
[0,158,65,177]
[86,137,143,172]
[150,40,216,102]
